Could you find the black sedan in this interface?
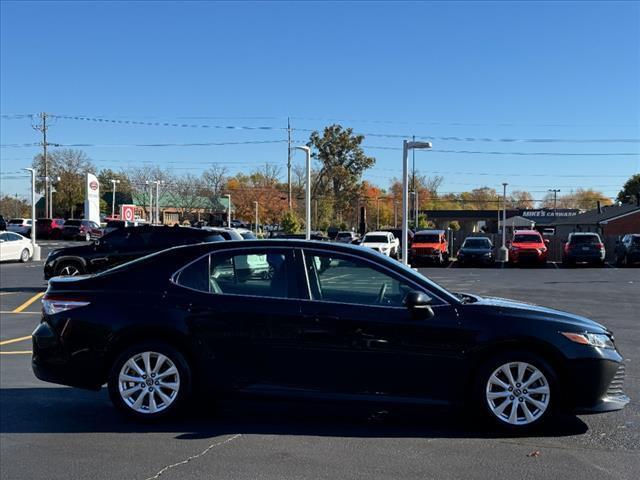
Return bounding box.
[456,237,495,266]
[44,225,224,278]
[33,240,628,430]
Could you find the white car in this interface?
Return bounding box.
[0,232,33,262]
[7,218,33,237]
[360,231,399,258]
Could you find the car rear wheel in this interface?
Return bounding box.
[20,248,30,262]
[55,261,83,276]
[108,342,191,420]
[474,352,556,431]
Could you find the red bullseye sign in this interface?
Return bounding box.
[89,181,99,191]
[120,204,135,222]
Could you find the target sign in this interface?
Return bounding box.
[120,204,135,222]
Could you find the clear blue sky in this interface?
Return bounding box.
[1,0,638,202]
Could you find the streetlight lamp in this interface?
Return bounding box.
[23,168,41,261]
[548,189,560,218]
[402,140,432,265]
[145,181,153,223]
[498,182,509,263]
[293,146,311,240]
[110,179,121,218]
[225,194,232,227]
[154,180,165,225]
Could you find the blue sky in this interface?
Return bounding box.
[1,0,638,202]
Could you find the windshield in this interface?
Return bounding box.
[363,235,389,243]
[414,234,440,243]
[463,238,491,248]
[513,234,541,243]
[570,235,600,244]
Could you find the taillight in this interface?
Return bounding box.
[42,294,90,315]
[595,243,604,250]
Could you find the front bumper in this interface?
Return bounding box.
[563,357,629,414]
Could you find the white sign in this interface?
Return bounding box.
[84,173,100,224]
[120,204,136,222]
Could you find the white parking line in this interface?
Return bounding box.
[552,262,560,269]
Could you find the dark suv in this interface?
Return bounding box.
[562,232,606,266]
[614,234,640,266]
[44,225,224,278]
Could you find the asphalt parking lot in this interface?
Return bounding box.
[0,241,638,480]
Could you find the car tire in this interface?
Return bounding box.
[473,351,557,432]
[108,341,192,420]
[55,261,84,276]
[20,248,30,262]
[85,232,91,242]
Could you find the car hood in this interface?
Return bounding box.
[361,242,393,249]
[472,295,607,332]
[48,243,96,259]
[459,247,492,254]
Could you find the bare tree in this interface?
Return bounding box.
[202,164,228,199]
[127,165,172,219]
[170,173,205,222]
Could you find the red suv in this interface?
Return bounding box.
[508,230,548,266]
[36,218,65,239]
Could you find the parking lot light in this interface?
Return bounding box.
[293,146,311,240]
[225,194,232,227]
[23,168,41,261]
[110,179,120,218]
[402,140,432,265]
[498,182,509,263]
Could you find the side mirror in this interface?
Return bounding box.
[544,239,550,245]
[404,291,435,320]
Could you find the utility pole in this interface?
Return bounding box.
[376,197,380,230]
[412,135,417,230]
[110,179,120,218]
[287,117,292,210]
[548,189,561,218]
[32,112,51,217]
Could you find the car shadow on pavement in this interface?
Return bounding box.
[0,387,589,439]
[0,287,45,293]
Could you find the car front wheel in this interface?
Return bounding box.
[55,261,84,276]
[474,352,555,431]
[20,248,30,262]
[108,342,191,420]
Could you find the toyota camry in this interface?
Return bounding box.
[32,240,628,431]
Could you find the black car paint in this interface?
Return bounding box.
[33,240,628,415]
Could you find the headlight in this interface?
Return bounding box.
[483,252,492,257]
[561,332,615,349]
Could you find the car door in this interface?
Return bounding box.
[170,246,302,390]
[289,248,469,404]
[1,232,23,260]
[0,232,10,260]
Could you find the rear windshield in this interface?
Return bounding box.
[106,221,125,228]
[64,220,81,226]
[414,234,440,243]
[513,234,541,243]
[570,235,600,244]
[240,231,256,239]
[463,238,491,248]
[9,219,24,224]
[363,235,389,243]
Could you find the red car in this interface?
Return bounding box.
[36,218,65,239]
[508,230,549,266]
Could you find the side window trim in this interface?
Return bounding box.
[300,248,449,307]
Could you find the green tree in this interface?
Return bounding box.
[0,194,30,218]
[281,210,300,234]
[307,124,376,224]
[617,174,640,204]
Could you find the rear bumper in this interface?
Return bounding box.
[31,321,104,390]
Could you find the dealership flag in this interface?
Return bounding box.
[84,173,100,224]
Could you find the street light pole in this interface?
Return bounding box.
[498,182,509,264]
[155,180,164,225]
[376,197,380,230]
[254,201,259,236]
[110,179,120,218]
[24,168,41,261]
[294,146,312,240]
[402,140,432,265]
[225,194,232,227]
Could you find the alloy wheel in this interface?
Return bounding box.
[118,351,181,414]
[59,265,80,276]
[20,249,29,262]
[485,361,550,426]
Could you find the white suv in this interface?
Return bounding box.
[360,231,399,258]
[7,218,32,237]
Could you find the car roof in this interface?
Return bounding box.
[464,236,491,241]
[513,230,540,235]
[364,231,392,236]
[569,232,600,236]
[415,230,445,235]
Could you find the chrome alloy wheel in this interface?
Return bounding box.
[485,361,550,426]
[118,351,181,414]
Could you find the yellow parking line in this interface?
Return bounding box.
[0,311,41,315]
[12,292,44,313]
[0,335,32,346]
[0,350,32,355]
